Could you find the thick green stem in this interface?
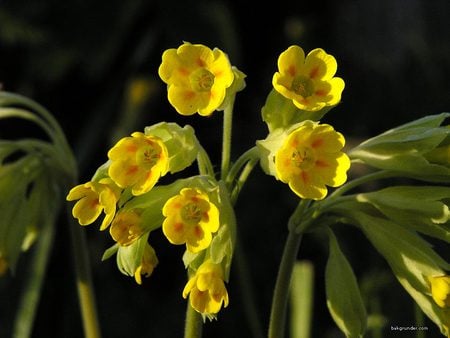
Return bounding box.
[268,230,303,338]
[68,207,102,338]
[290,261,314,338]
[220,100,235,181]
[184,303,203,338]
[12,218,55,338]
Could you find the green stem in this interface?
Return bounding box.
[12,217,55,338]
[197,144,215,177]
[230,156,259,204]
[68,207,102,338]
[268,231,303,338]
[414,302,426,338]
[220,99,235,181]
[329,169,399,198]
[290,261,314,338]
[184,303,203,338]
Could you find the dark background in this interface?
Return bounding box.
[0,0,449,337]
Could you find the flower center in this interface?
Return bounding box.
[291,75,314,97]
[291,147,315,170]
[136,143,160,169]
[189,68,215,92]
[181,202,203,224]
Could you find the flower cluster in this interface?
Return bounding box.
[65,41,450,337]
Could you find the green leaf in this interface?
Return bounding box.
[325,229,367,338]
[357,186,450,242]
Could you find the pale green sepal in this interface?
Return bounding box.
[357,186,450,242]
[217,66,246,111]
[102,243,119,261]
[116,232,149,277]
[257,120,318,177]
[261,89,330,132]
[325,229,367,338]
[207,181,236,281]
[144,122,199,174]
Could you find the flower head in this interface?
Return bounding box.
[162,187,219,253]
[108,132,169,196]
[275,121,350,200]
[158,42,234,116]
[273,45,345,112]
[183,260,229,315]
[109,209,145,246]
[134,243,158,285]
[429,275,450,308]
[66,178,121,230]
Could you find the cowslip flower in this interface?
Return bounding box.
[162,187,219,253]
[158,42,234,116]
[183,260,229,315]
[66,178,121,230]
[273,45,345,111]
[109,210,145,246]
[275,121,350,200]
[108,132,169,196]
[134,243,158,285]
[429,276,450,308]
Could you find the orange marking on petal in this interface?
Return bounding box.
[315,89,327,96]
[315,160,328,167]
[90,199,100,208]
[194,225,202,238]
[197,58,206,67]
[179,68,190,76]
[126,144,138,153]
[287,65,296,77]
[311,139,323,148]
[126,165,139,176]
[301,171,309,183]
[309,67,319,79]
[174,222,184,232]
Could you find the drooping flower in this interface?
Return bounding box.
[108,132,169,196]
[429,275,450,308]
[162,187,219,253]
[66,178,121,230]
[275,121,350,200]
[158,42,234,116]
[134,243,158,285]
[183,260,229,315]
[109,209,145,246]
[273,45,345,112]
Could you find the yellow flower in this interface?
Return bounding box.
[429,275,450,308]
[275,121,350,200]
[162,187,219,253]
[109,210,145,246]
[66,178,121,230]
[108,132,169,196]
[183,260,229,315]
[158,42,234,116]
[134,244,158,285]
[273,45,345,111]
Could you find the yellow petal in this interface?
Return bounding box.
[304,48,337,80]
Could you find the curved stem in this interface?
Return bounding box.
[225,146,258,186]
[197,144,215,177]
[184,303,203,338]
[268,230,303,338]
[329,169,399,198]
[68,206,102,338]
[220,99,235,181]
[230,156,259,204]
